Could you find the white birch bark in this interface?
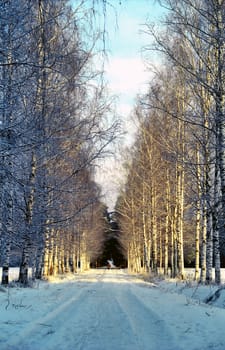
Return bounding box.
[215,3,225,265]
[200,202,207,283]
[176,89,185,279]
[151,189,158,274]
[195,146,201,281]
[142,183,149,272]
[34,0,51,278]
[19,152,37,284]
[213,144,221,284]
[1,5,14,284]
[164,169,170,275]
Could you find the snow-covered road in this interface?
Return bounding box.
[1,269,225,350]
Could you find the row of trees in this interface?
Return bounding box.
[117,0,225,284]
[0,0,118,284]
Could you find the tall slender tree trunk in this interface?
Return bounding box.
[206,214,213,283]
[176,118,185,279]
[151,188,157,274]
[206,143,213,283]
[1,12,14,285]
[159,222,163,271]
[142,183,149,271]
[170,206,176,278]
[35,0,51,278]
[195,145,201,281]
[200,201,207,283]
[19,152,37,284]
[42,226,50,277]
[213,145,221,284]
[214,1,224,284]
[164,169,170,276]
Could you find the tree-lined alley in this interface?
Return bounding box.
[1,0,225,287]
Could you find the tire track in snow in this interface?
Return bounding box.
[3,271,131,350]
[69,270,180,350]
[115,284,180,350]
[43,274,140,350]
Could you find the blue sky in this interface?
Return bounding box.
[72,0,165,209]
[71,0,164,117]
[94,0,165,210]
[104,0,164,57]
[102,0,164,126]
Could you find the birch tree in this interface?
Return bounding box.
[0,0,32,284]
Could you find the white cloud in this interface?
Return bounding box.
[105,56,150,97]
[95,157,124,211]
[117,102,132,116]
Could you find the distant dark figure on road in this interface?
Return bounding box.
[107,259,115,269]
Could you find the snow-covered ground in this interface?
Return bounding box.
[0,269,225,350]
[0,268,33,283]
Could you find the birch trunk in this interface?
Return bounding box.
[19,152,37,284]
[205,139,213,283]
[151,189,157,274]
[34,0,51,278]
[206,214,213,283]
[1,12,14,285]
[142,183,149,271]
[214,2,225,235]
[70,235,76,273]
[159,223,163,271]
[172,204,178,278]
[195,146,201,281]
[213,146,221,284]
[52,230,59,275]
[176,117,185,279]
[164,169,170,275]
[200,203,207,283]
[201,81,213,283]
[131,196,137,272]
[170,205,177,278]
[42,226,50,277]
